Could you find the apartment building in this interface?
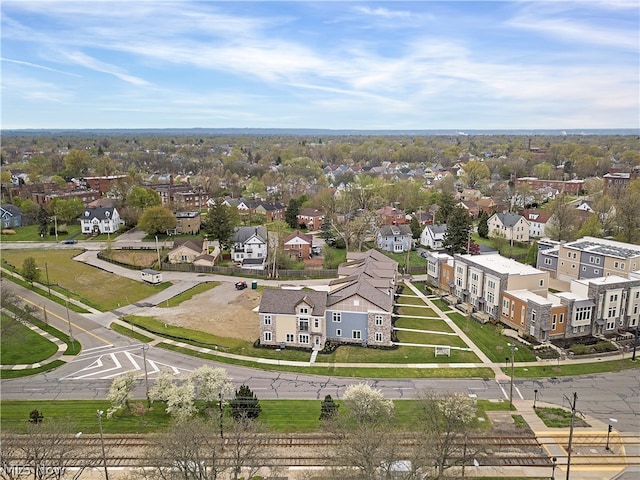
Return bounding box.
[501,290,566,341]
[537,236,640,282]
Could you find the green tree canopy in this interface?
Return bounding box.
[443,206,472,255]
[477,210,489,238]
[52,198,84,223]
[126,186,161,210]
[22,257,40,284]
[64,149,91,177]
[203,200,239,248]
[229,384,261,420]
[138,205,177,236]
[434,191,456,225]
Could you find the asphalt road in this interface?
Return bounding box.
[1,243,639,433]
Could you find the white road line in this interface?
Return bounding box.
[79,345,114,354]
[515,386,524,400]
[124,351,141,371]
[70,353,123,380]
[497,381,508,400]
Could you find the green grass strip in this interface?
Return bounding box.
[509,358,640,378]
[110,322,154,343]
[157,282,220,308]
[0,360,65,379]
[1,314,58,364]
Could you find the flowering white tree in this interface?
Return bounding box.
[342,383,394,423]
[149,368,176,403]
[107,371,136,414]
[165,381,197,419]
[189,365,234,406]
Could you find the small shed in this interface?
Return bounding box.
[141,269,162,285]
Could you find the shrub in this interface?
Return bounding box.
[2,229,16,235]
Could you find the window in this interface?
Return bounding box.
[520,306,526,326]
[471,273,479,281]
[582,266,586,272]
[352,330,362,340]
[575,306,592,322]
[531,310,537,323]
[353,299,360,306]
[560,313,564,323]
[610,294,618,302]
[545,258,552,265]
[336,329,342,337]
[264,315,272,325]
[539,279,544,287]
[299,334,309,344]
[299,306,308,314]
[634,305,639,315]
[375,315,384,326]
[502,299,510,316]
[375,332,383,342]
[299,319,309,331]
[573,326,578,334]
[486,291,494,304]
[608,306,617,318]
[594,269,599,275]
[332,312,341,323]
[286,334,294,342]
[606,320,615,330]
[314,318,319,328]
[470,284,478,295]
[488,279,496,289]
[552,314,557,330]
[264,331,272,342]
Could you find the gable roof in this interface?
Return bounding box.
[172,238,205,252]
[298,208,325,217]
[81,206,118,221]
[232,226,268,243]
[492,212,525,228]
[284,230,313,245]
[259,289,328,315]
[0,204,21,217]
[426,224,447,235]
[377,224,412,237]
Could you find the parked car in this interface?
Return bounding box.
[62,239,77,244]
[235,281,248,290]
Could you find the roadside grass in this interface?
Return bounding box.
[2,303,80,355]
[0,360,65,379]
[535,407,590,428]
[0,224,82,242]
[110,322,154,343]
[157,282,220,308]
[1,313,58,364]
[394,317,455,332]
[512,415,529,429]
[0,398,505,434]
[447,312,537,363]
[510,358,640,377]
[1,249,168,311]
[395,329,470,348]
[1,273,90,313]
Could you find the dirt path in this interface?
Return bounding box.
[137,282,262,341]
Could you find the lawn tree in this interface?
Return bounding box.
[22,257,40,285]
[434,191,456,225]
[52,198,84,224]
[324,384,402,480]
[63,149,91,177]
[149,368,177,404]
[189,365,234,413]
[107,371,137,415]
[545,194,578,242]
[442,206,472,255]
[576,214,603,238]
[524,240,539,266]
[413,392,481,479]
[229,384,261,420]
[0,419,100,480]
[137,205,177,236]
[477,210,490,238]
[165,381,197,419]
[37,206,49,237]
[135,417,229,480]
[203,199,239,249]
[319,394,339,421]
[462,160,490,189]
[615,187,640,243]
[285,196,303,229]
[409,215,421,240]
[126,185,161,211]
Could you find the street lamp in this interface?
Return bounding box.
[44,262,51,296]
[141,344,150,408]
[96,410,109,480]
[605,418,618,451]
[507,343,518,408]
[551,456,557,479]
[533,389,539,409]
[65,297,75,352]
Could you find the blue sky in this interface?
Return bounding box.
[2,1,638,130]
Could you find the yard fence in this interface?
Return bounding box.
[160,262,338,280]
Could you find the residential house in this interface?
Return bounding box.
[259,249,397,350]
[537,236,640,282]
[1,204,22,229]
[297,208,325,231]
[420,224,447,250]
[603,168,639,196]
[487,212,530,243]
[500,290,566,342]
[168,238,209,264]
[231,226,268,267]
[254,201,285,222]
[515,177,584,195]
[283,230,314,259]
[520,209,551,238]
[80,175,129,196]
[174,211,201,235]
[425,252,454,293]
[80,206,122,235]
[376,206,407,225]
[475,197,499,215]
[376,224,413,253]
[457,200,480,218]
[457,188,482,202]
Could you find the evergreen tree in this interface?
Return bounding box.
[319,216,335,241]
[525,240,538,266]
[285,198,301,229]
[203,200,237,249]
[477,210,489,238]
[434,191,455,224]
[36,207,49,238]
[319,394,339,421]
[409,215,422,239]
[230,384,261,420]
[442,206,472,255]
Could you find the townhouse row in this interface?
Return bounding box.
[258,250,398,351]
[426,247,640,343]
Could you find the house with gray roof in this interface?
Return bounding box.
[258,249,397,350]
[487,212,530,242]
[231,226,268,268]
[420,224,447,250]
[376,224,413,253]
[80,206,122,235]
[1,204,22,229]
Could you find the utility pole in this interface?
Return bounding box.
[632,327,638,362]
[141,345,150,408]
[43,304,48,325]
[96,410,109,480]
[564,392,578,480]
[507,343,518,408]
[44,262,51,296]
[66,297,75,352]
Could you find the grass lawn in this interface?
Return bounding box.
[0,399,505,434]
[397,304,438,318]
[0,224,82,242]
[1,313,58,364]
[1,249,169,311]
[110,322,154,343]
[395,317,454,332]
[0,360,65,379]
[447,312,537,363]
[511,358,640,377]
[396,329,470,348]
[535,407,590,428]
[157,282,220,308]
[432,298,452,311]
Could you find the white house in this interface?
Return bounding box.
[80,207,122,235]
[487,212,530,242]
[521,209,551,238]
[231,226,268,266]
[420,224,447,250]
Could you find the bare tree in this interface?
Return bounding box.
[0,420,99,480]
[545,194,578,242]
[224,417,279,480]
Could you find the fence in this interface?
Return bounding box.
[160,262,338,280]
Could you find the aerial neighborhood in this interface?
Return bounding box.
[2,132,639,357]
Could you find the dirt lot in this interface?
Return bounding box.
[139,281,262,341]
